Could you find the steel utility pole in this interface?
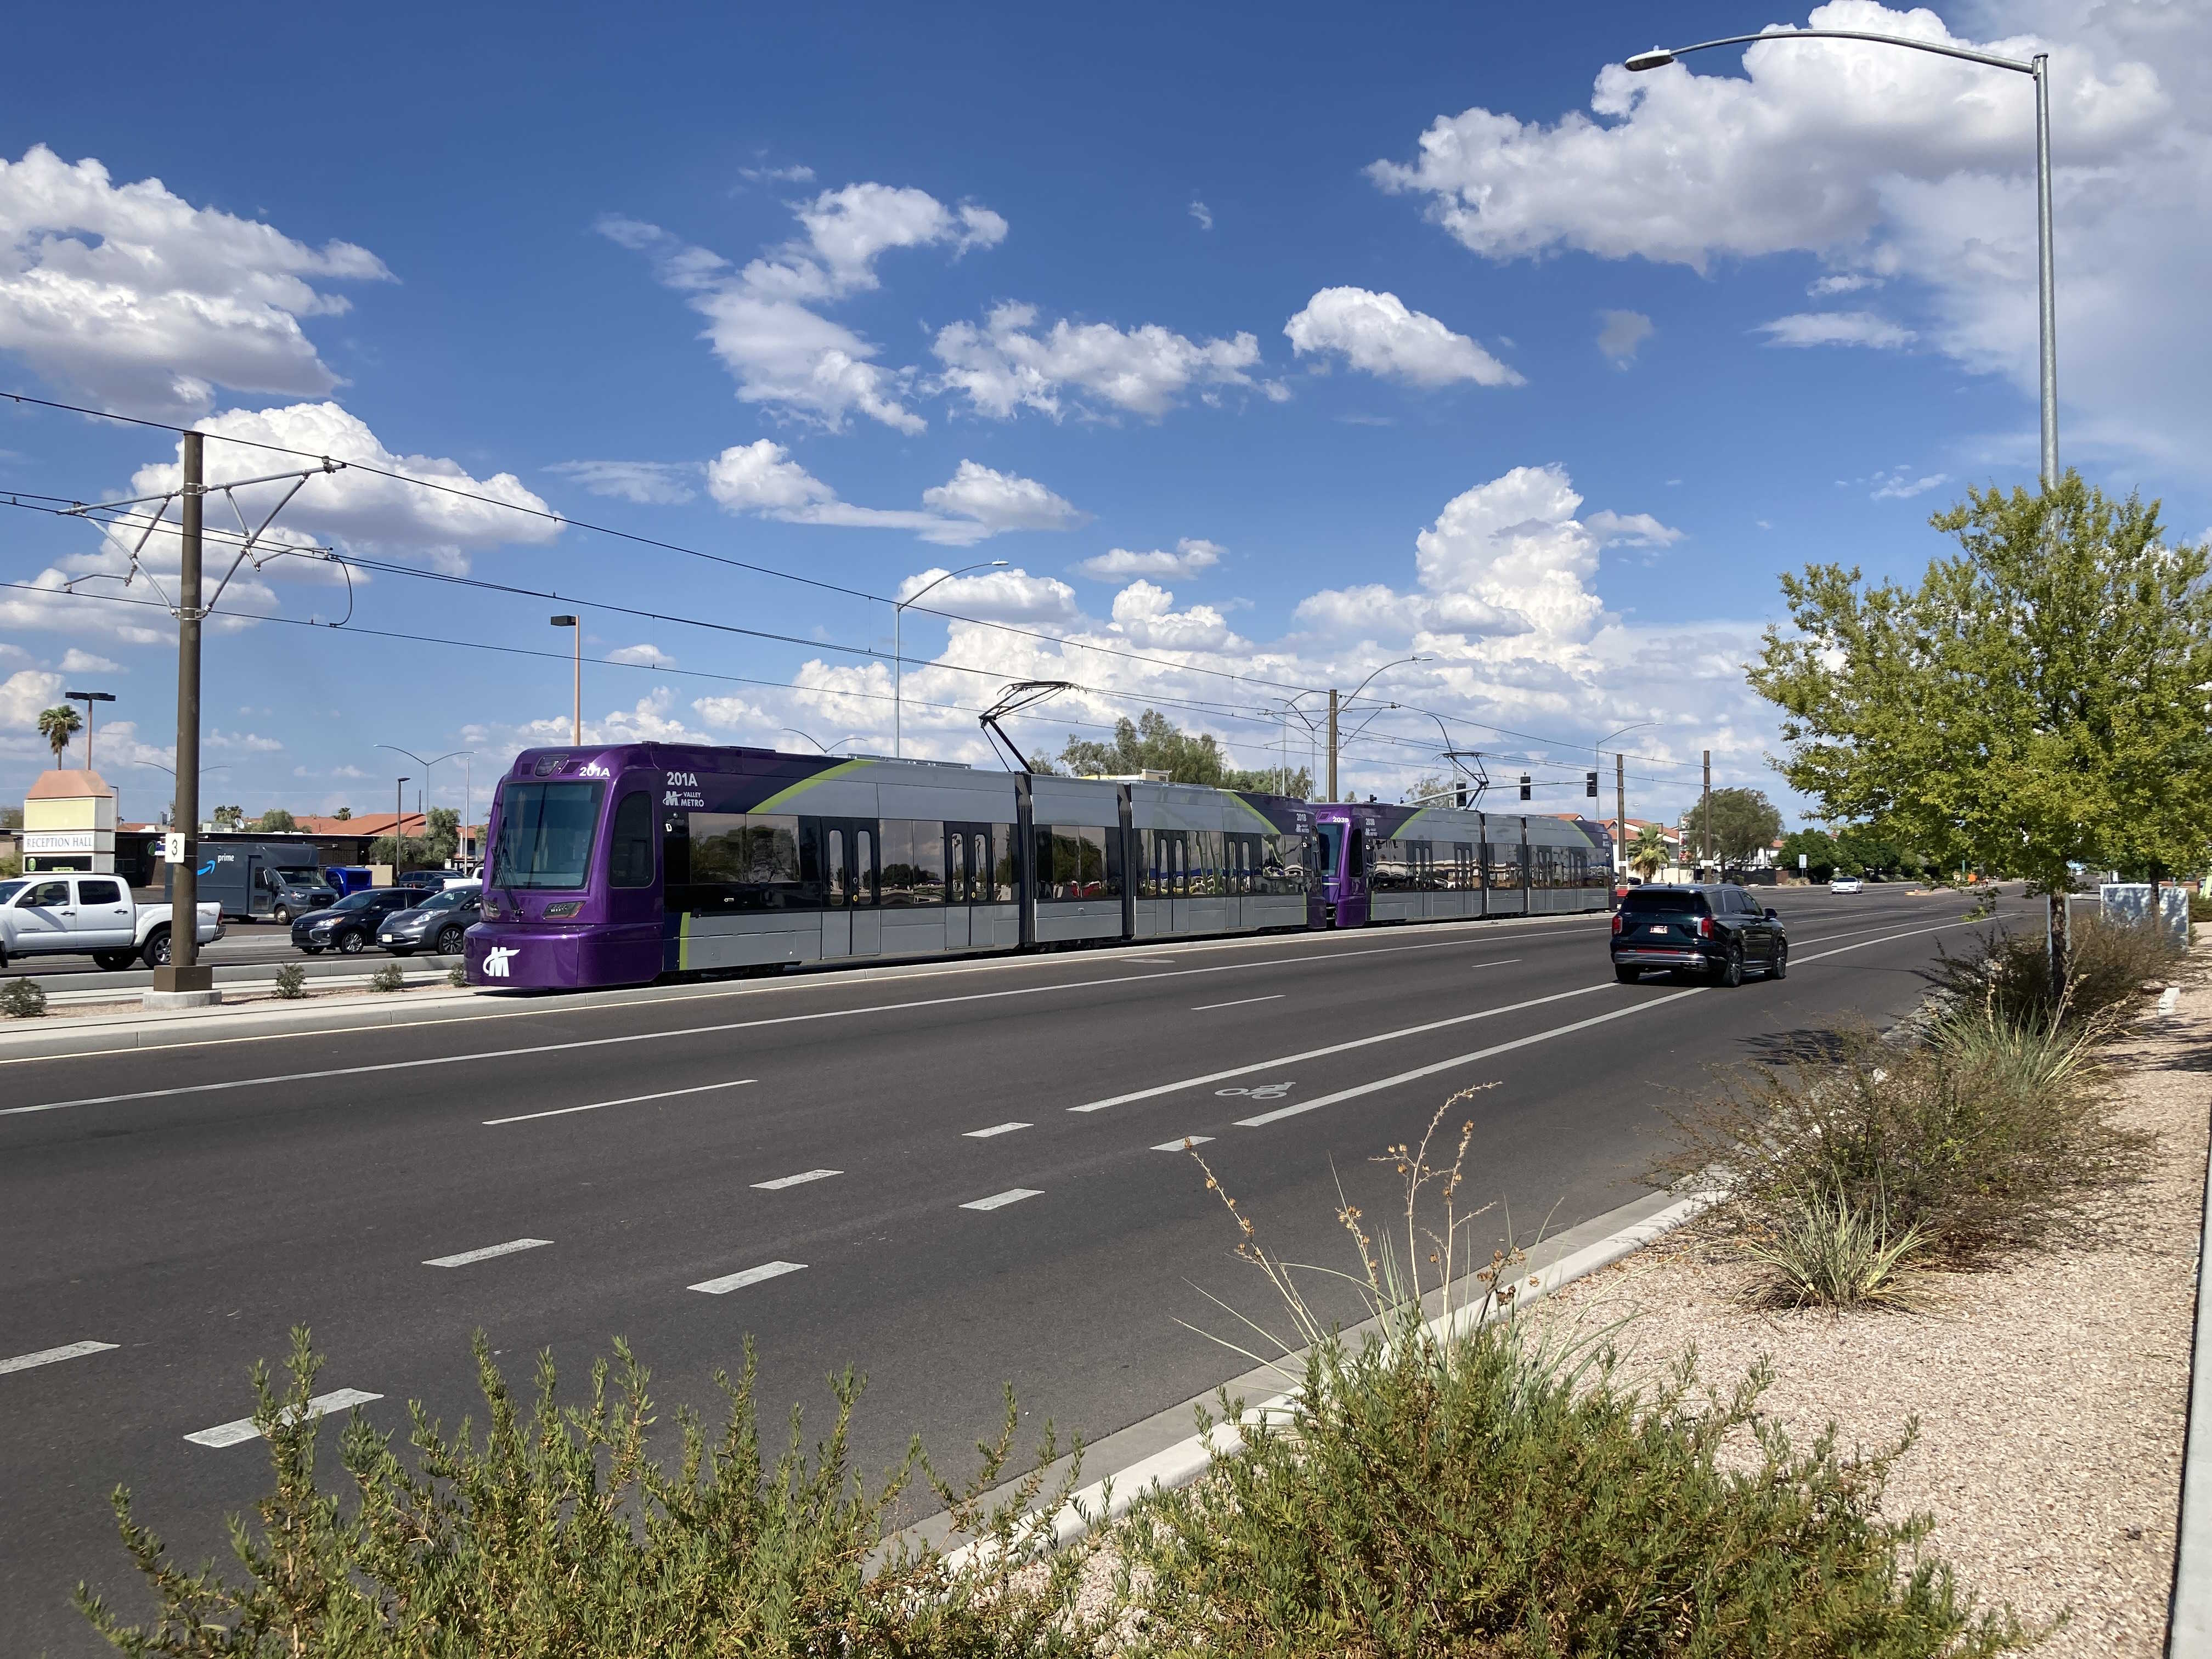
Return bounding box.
[1326,690,1339,802]
[151,432,213,1002]
[393,777,410,876]
[1701,750,1713,878]
[1615,752,1627,876]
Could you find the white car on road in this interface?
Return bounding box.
[1830,877,1864,894]
[0,874,223,971]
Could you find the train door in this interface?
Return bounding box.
[819,817,880,957]
[1151,828,1189,932]
[944,820,993,949]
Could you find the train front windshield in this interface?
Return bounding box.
[489,781,606,889]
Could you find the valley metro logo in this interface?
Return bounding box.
[483,946,520,979]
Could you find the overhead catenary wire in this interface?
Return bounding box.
[4,387,1736,781]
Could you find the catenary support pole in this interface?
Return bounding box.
[155,432,211,996]
[1327,689,1339,803]
[1701,750,1712,879]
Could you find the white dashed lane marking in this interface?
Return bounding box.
[1,1340,118,1376]
[690,1261,807,1295]
[187,1388,382,1448]
[1190,995,1284,1012]
[752,1169,840,1190]
[963,1122,1031,1138]
[424,1238,552,1268]
[961,1188,1043,1211]
[1153,1137,1213,1151]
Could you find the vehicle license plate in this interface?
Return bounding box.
[1649,926,1668,934]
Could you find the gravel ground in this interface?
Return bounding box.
[1526,974,2209,1655]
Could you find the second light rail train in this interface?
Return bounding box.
[463,743,1611,991]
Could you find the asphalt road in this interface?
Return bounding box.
[0,884,2012,1651]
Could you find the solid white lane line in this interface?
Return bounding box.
[1793,918,1976,963]
[187,1387,381,1448]
[1228,917,1980,1130]
[690,1260,806,1295]
[1070,981,1610,1113]
[964,1121,1031,1138]
[482,1079,755,1126]
[961,1188,1043,1211]
[4,944,1526,1118]
[752,1169,840,1190]
[1,1340,118,1376]
[1236,989,1706,1127]
[1191,995,1284,1012]
[423,1238,552,1268]
[1154,1136,1214,1151]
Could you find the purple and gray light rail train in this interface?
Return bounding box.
[462,743,1611,991]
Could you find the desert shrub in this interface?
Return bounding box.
[78,1329,1100,1658]
[273,963,307,1000]
[366,960,406,994]
[1660,1022,2147,1267]
[1741,1184,1929,1310]
[2191,890,2212,924]
[2,974,47,1017]
[1111,1317,2027,1657]
[446,961,468,988]
[1927,917,2172,1037]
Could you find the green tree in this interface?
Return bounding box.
[37,704,81,767]
[254,808,299,833]
[1778,827,1839,882]
[333,806,352,821]
[1628,823,1672,880]
[211,804,245,830]
[1058,710,1224,785]
[370,834,425,868]
[424,806,460,863]
[1700,787,1784,871]
[1,804,21,831]
[1750,473,2212,899]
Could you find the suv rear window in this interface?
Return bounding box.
[1620,888,1709,917]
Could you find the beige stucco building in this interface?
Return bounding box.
[21,769,117,874]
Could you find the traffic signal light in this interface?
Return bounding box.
[1519,774,1531,801]
[1585,770,1599,798]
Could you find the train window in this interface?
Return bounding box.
[490,781,606,890]
[1080,825,1108,897]
[682,812,818,911]
[856,828,876,906]
[608,791,654,888]
[828,830,848,906]
[879,819,945,907]
[989,825,1015,900]
[949,832,968,902]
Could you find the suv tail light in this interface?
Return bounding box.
[1611,911,1623,935]
[1696,913,1714,939]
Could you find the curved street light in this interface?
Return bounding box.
[782,727,864,755]
[1594,721,1658,876]
[1329,656,1429,800]
[1624,27,2056,487]
[375,744,472,867]
[894,560,1008,759]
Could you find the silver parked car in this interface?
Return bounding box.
[374,884,483,956]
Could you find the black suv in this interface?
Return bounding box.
[1611,883,1786,986]
[291,887,422,955]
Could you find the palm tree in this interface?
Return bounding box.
[37,704,81,769]
[1628,822,1671,881]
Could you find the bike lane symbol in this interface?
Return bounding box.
[1215,1081,1294,1100]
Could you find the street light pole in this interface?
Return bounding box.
[1329,656,1430,802]
[374,745,471,871]
[153,430,212,1000]
[549,615,580,742]
[1625,28,2056,485]
[1594,721,1656,876]
[393,777,409,877]
[894,560,1006,759]
[66,689,116,773]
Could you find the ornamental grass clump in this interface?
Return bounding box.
[1740,1183,1931,1311]
[1926,916,2175,1039]
[79,1328,1104,1658]
[366,960,406,994]
[1115,1099,2029,1656]
[273,963,307,999]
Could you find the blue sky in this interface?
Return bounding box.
[1,0,2201,830]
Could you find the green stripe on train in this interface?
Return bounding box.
[753,757,869,814]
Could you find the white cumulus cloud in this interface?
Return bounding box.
[898,565,1079,625]
[600,180,1005,435]
[545,460,701,505]
[1109,580,1240,651]
[706,441,1085,546]
[933,301,1268,420]
[1756,310,1916,349]
[0,668,64,729]
[58,647,122,673]
[0,145,391,417]
[606,643,675,666]
[1595,309,1654,366]
[1076,538,1223,580]
[1284,287,1522,388]
[1584,509,1685,548]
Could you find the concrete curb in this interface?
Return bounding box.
[0,906,1614,1064]
[932,1183,1720,1571]
[2164,967,2210,1656]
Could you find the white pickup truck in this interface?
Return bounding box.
[0,873,223,971]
